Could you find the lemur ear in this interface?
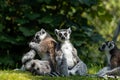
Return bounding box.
[111,41,115,44]
[67,27,71,34]
[41,28,46,32]
[55,29,59,35]
[41,28,46,34]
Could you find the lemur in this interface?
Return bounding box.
[21,49,55,76]
[29,28,57,72]
[21,29,57,75]
[96,41,120,78]
[55,28,87,76]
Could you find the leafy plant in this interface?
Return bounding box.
[0,0,104,68]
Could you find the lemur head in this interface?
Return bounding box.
[99,41,116,52]
[55,28,71,42]
[32,28,49,43]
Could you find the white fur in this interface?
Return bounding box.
[61,40,75,69]
[35,32,47,40]
[106,51,111,65]
[22,50,36,64]
[104,42,115,65]
[55,28,87,76]
[39,32,47,40]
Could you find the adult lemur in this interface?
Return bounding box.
[21,29,57,75]
[96,41,120,78]
[55,28,87,76]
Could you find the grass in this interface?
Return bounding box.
[0,65,118,80]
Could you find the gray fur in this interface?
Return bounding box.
[24,59,51,75]
[21,29,56,76]
[55,28,87,76]
[97,41,120,78]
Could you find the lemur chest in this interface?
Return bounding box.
[106,52,111,65]
[61,43,75,67]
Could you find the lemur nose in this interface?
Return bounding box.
[61,37,65,40]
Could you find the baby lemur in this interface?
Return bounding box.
[21,29,57,75]
[97,41,120,78]
[55,28,87,76]
[21,49,52,76]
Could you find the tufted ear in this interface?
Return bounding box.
[111,41,114,43]
[67,27,71,34]
[41,28,46,33]
[55,29,59,35]
[111,41,115,45]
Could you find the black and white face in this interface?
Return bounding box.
[26,60,51,75]
[99,41,115,52]
[25,60,42,74]
[32,28,47,43]
[55,28,71,42]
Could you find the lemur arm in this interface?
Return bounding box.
[29,41,47,53]
[22,49,36,64]
[72,48,80,63]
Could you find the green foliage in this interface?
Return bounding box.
[0,65,117,80]
[0,0,104,68]
[0,66,105,80]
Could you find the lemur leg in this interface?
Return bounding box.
[68,61,87,76]
[60,62,69,76]
[58,56,69,76]
[96,66,111,77]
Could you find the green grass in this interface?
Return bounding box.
[0,65,118,80]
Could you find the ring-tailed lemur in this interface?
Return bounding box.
[24,59,51,75]
[55,28,87,76]
[21,29,57,75]
[29,28,57,72]
[96,41,120,78]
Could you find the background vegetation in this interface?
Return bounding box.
[0,0,120,72]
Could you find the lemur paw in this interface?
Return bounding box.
[29,42,38,48]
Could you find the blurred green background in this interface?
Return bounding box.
[0,0,119,69]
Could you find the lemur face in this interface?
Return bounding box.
[55,28,71,42]
[25,60,51,75]
[32,28,47,43]
[99,41,115,52]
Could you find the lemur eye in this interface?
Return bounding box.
[64,33,67,37]
[59,33,62,37]
[37,68,39,70]
[42,31,45,34]
[31,63,35,68]
[106,41,109,46]
[108,43,113,48]
[102,44,106,49]
[35,35,39,40]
